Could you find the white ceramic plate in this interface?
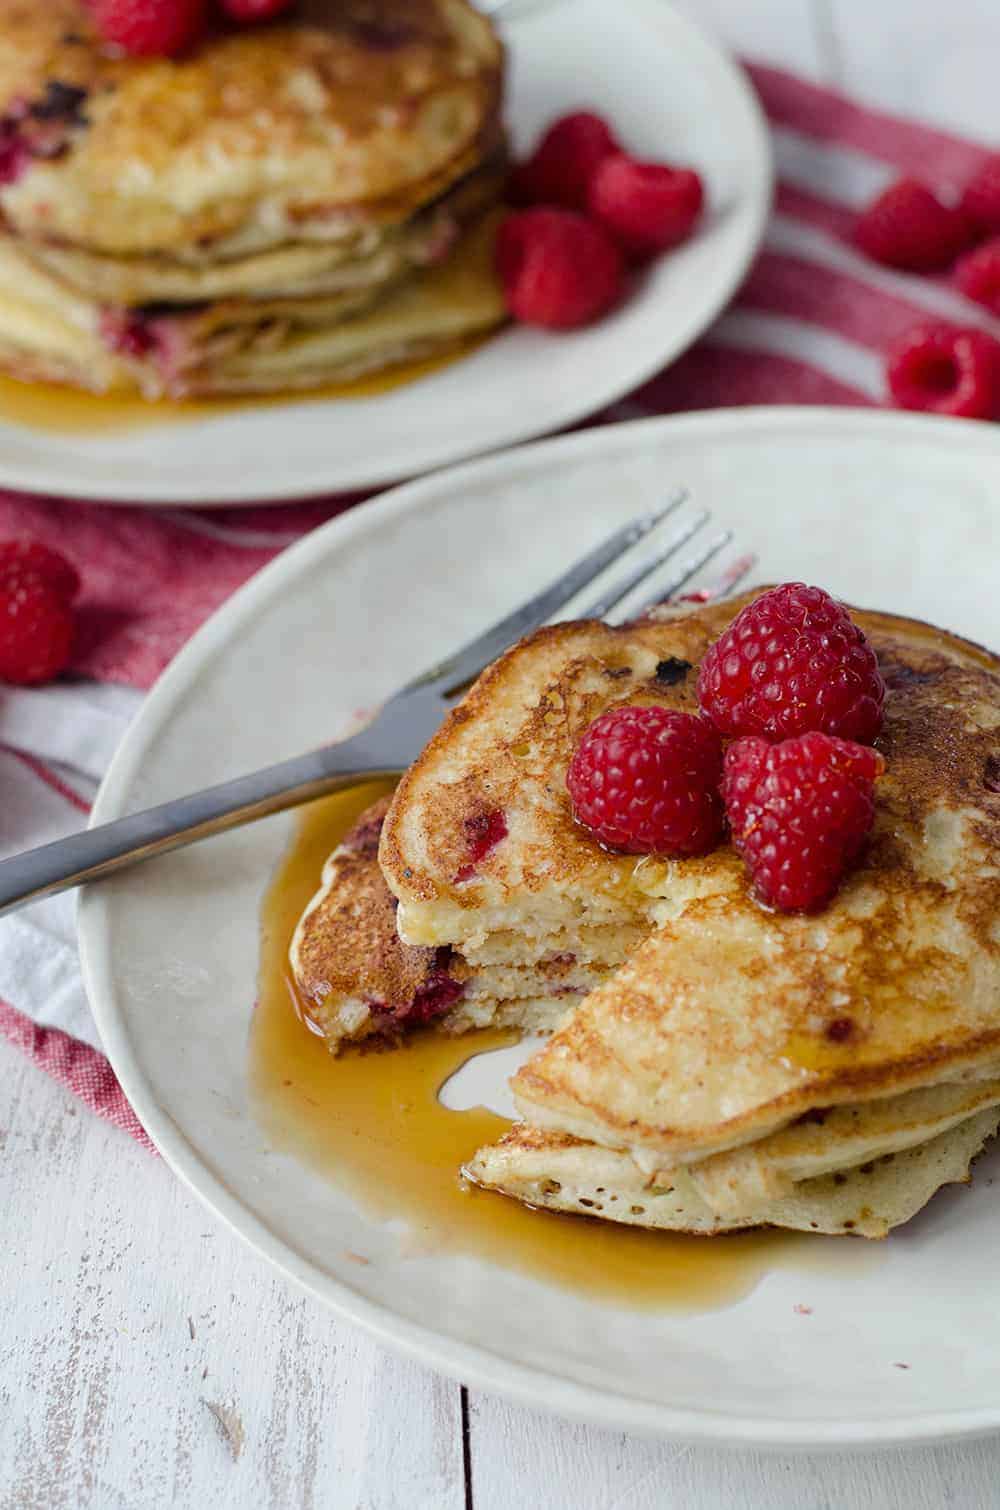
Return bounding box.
[79,409,1000,1448]
[0,0,770,506]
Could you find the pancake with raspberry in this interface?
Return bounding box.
[379,590,888,954]
[370,590,1000,1231]
[0,0,506,396]
[290,795,609,1049]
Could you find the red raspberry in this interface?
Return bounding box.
[0,136,30,188]
[955,237,1000,315]
[853,178,973,271]
[697,584,885,745]
[0,541,80,602]
[507,112,619,210]
[219,0,295,20]
[566,705,724,856]
[91,0,209,56]
[496,208,624,329]
[723,733,884,911]
[886,321,1000,419]
[959,155,1000,237]
[588,155,703,260]
[0,576,74,686]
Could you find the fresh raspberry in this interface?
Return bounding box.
[0,576,74,686]
[0,134,30,187]
[959,155,1000,237]
[885,321,1000,419]
[955,237,1000,315]
[588,155,703,259]
[0,542,80,602]
[723,733,884,911]
[507,112,619,210]
[853,178,973,271]
[91,0,209,56]
[218,0,296,21]
[697,584,885,745]
[566,706,724,856]
[496,208,624,329]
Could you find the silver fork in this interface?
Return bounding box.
[0,498,753,917]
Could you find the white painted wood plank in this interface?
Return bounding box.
[0,1039,464,1510]
[670,0,827,80]
[468,1391,1000,1510]
[825,0,1000,140]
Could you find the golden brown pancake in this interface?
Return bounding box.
[290,796,598,1048]
[0,0,502,256]
[0,0,506,396]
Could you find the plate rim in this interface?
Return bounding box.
[0,0,773,507]
[79,405,1000,1449]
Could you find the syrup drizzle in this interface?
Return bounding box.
[250,784,872,1311]
[0,337,489,437]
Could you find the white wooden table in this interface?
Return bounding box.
[5,5,1000,1506]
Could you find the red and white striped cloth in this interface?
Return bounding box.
[2,65,996,1148]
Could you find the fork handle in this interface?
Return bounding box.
[0,730,396,919]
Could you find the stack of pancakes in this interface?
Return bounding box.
[292,593,1000,1238]
[0,0,506,397]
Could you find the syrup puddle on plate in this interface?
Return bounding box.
[0,336,488,437]
[250,783,879,1312]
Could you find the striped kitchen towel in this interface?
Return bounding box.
[1,63,996,1143]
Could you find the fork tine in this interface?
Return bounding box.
[408,490,687,695]
[628,529,734,618]
[576,509,710,621]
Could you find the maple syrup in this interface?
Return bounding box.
[251,784,875,1311]
[0,338,488,437]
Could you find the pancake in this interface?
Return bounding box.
[290,796,584,1048]
[380,592,1000,1202]
[464,1111,1000,1239]
[380,602,762,951]
[18,151,504,307]
[292,586,999,1239]
[0,0,505,397]
[0,0,502,258]
[0,207,506,397]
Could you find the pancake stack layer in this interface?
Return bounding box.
[0,0,506,397]
[295,592,1000,1238]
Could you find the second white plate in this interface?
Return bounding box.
[79,408,1000,1449]
[0,0,770,505]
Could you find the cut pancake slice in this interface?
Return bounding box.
[379,597,767,952]
[464,1110,1000,1239]
[290,797,601,1049]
